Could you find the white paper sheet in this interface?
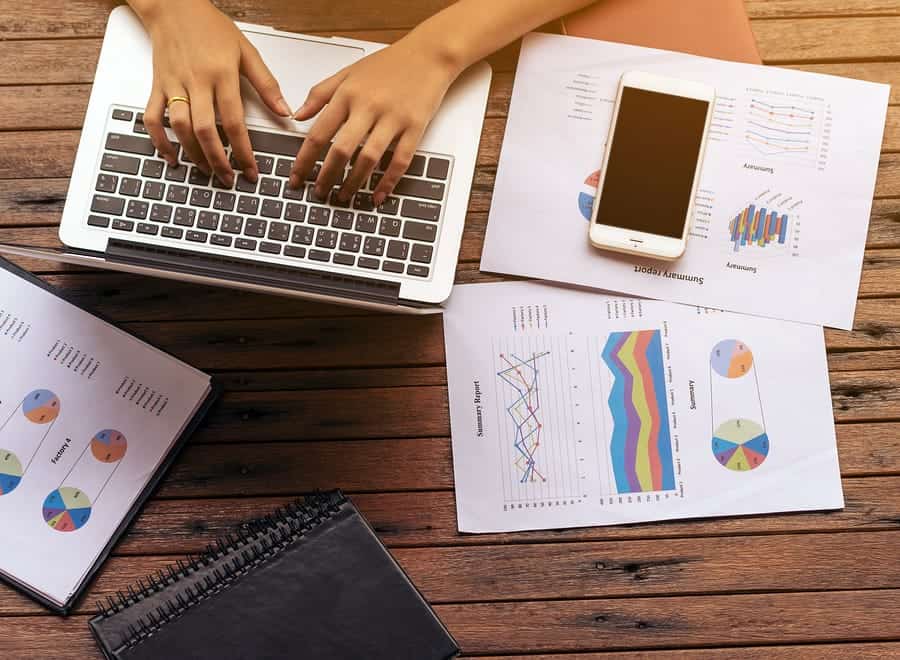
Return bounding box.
[443,282,842,533]
[0,267,211,606]
[482,33,889,330]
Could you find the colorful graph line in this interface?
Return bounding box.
[745,98,816,156]
[602,330,675,494]
[497,351,550,483]
[729,203,789,252]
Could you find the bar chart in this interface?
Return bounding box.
[726,192,802,257]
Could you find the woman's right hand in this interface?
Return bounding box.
[129,0,292,185]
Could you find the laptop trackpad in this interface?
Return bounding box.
[239,30,366,124]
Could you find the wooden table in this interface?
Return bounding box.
[2,1,900,657]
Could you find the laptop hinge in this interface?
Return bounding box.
[105,239,401,305]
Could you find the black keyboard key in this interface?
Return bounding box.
[268,222,290,241]
[87,214,110,228]
[119,177,141,197]
[395,178,444,201]
[292,226,314,245]
[165,163,189,182]
[91,195,125,216]
[96,174,118,193]
[339,233,362,253]
[309,207,330,226]
[285,203,307,222]
[309,249,331,262]
[387,240,410,260]
[235,238,257,250]
[261,199,283,219]
[315,229,338,249]
[358,257,379,270]
[214,191,236,212]
[378,196,400,215]
[401,199,441,222]
[355,214,378,233]
[105,132,155,156]
[137,222,159,235]
[306,164,321,182]
[407,264,430,277]
[221,214,243,234]
[197,211,220,230]
[284,246,306,258]
[426,157,450,180]
[383,260,404,274]
[353,192,375,211]
[248,130,303,157]
[307,186,328,204]
[212,174,233,190]
[329,189,351,208]
[174,208,196,226]
[411,243,434,264]
[126,200,149,219]
[143,181,165,200]
[283,184,305,201]
[370,172,384,189]
[332,210,354,229]
[166,184,189,204]
[189,167,211,186]
[255,154,274,175]
[142,159,165,179]
[162,226,184,239]
[363,236,386,256]
[333,253,355,266]
[186,230,208,243]
[210,233,232,247]
[112,109,134,121]
[403,221,437,243]
[408,154,427,177]
[111,219,135,231]
[259,177,281,197]
[132,121,148,135]
[190,188,213,208]
[237,196,259,215]
[235,174,257,193]
[101,153,140,175]
[275,158,293,177]
[260,241,282,255]
[379,217,401,237]
[244,218,267,237]
[150,204,173,223]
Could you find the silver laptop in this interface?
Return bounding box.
[0,7,491,313]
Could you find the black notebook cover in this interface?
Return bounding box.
[0,258,220,614]
[89,491,459,660]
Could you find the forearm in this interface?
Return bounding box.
[404,0,596,73]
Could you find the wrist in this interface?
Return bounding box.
[400,25,473,79]
[128,0,205,29]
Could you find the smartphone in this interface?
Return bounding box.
[589,71,715,260]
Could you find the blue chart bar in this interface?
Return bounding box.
[778,214,788,244]
[729,204,791,252]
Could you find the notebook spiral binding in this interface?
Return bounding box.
[94,490,347,650]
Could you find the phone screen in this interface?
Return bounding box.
[594,87,710,238]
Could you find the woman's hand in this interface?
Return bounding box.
[289,35,464,206]
[130,0,291,186]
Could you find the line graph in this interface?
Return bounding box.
[740,93,830,169]
[497,351,549,483]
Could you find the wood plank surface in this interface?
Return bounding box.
[1,1,899,658]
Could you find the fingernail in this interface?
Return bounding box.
[223,173,234,187]
[288,175,298,189]
[276,97,291,117]
[292,101,309,119]
[374,192,386,206]
[244,168,258,183]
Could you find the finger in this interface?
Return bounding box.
[144,86,177,166]
[374,127,424,206]
[217,76,257,181]
[288,100,347,189]
[190,89,233,187]
[293,70,347,121]
[338,119,397,202]
[315,111,375,199]
[167,92,208,174]
[239,37,291,117]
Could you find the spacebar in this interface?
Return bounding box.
[247,130,304,157]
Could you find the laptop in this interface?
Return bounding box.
[0,7,491,313]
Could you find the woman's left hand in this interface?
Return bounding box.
[288,36,463,206]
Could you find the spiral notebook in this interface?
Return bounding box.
[0,258,217,613]
[89,491,459,660]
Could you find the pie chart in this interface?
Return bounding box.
[578,170,600,221]
[712,418,769,471]
[710,340,754,379]
[0,450,22,495]
[42,487,92,532]
[90,429,127,463]
[22,389,61,424]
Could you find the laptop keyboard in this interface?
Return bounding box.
[87,106,453,280]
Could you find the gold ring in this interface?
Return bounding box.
[166,95,190,110]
